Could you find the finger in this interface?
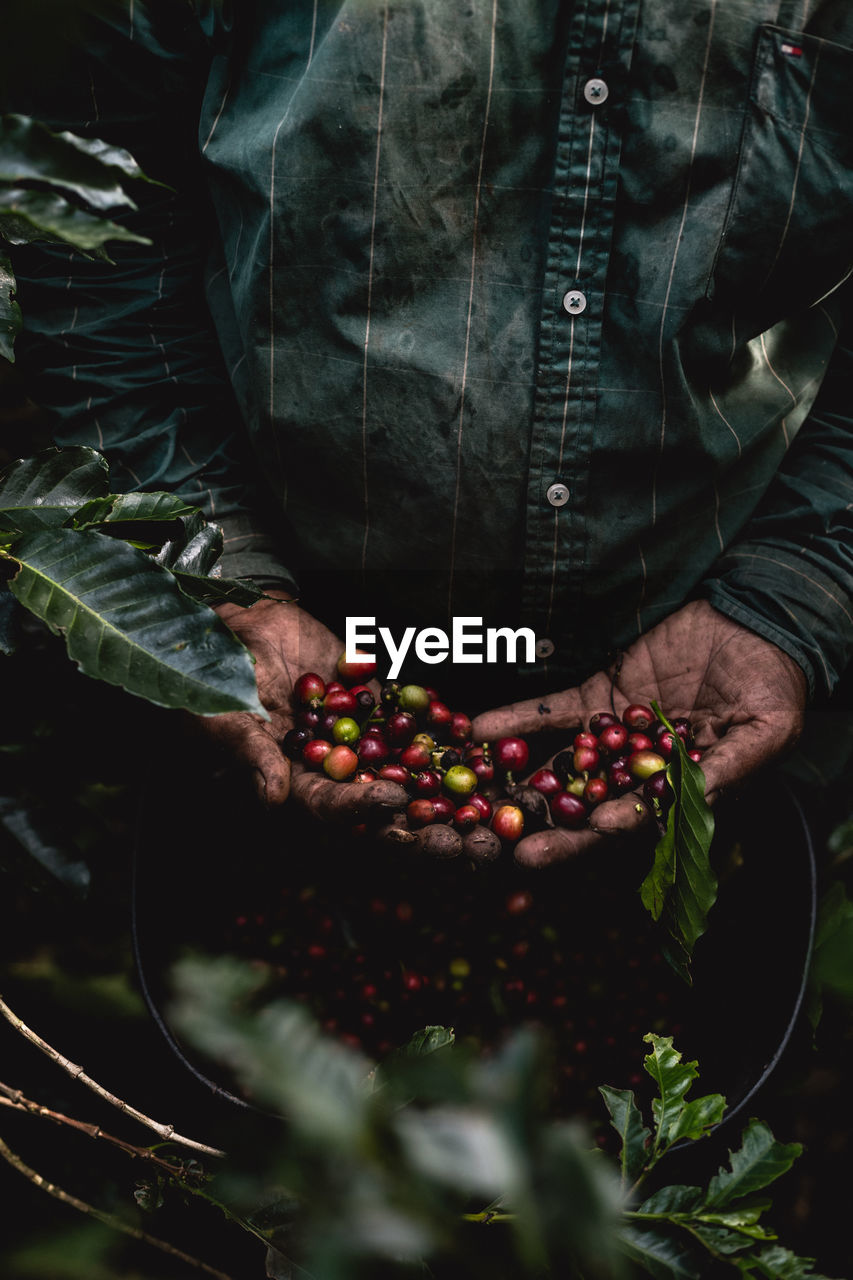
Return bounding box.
[692,720,796,805]
[290,770,409,824]
[194,712,292,806]
[472,687,587,743]
[510,823,603,868]
[587,791,657,837]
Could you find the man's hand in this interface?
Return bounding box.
[196,591,407,822]
[471,600,808,867]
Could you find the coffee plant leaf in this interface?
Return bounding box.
[636,1184,705,1215]
[804,880,853,1028]
[598,1085,651,1186]
[401,1026,456,1056]
[642,1034,700,1153]
[169,955,372,1149]
[0,445,109,533]
[641,703,717,983]
[733,1244,837,1278]
[0,792,91,899]
[171,572,271,607]
[154,514,224,575]
[0,114,154,214]
[0,187,149,256]
[667,1091,726,1145]
[703,1120,801,1212]
[616,1223,705,1279]
[395,1105,518,1197]
[0,250,21,363]
[4,526,265,715]
[71,490,199,530]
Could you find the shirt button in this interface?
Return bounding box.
[583,77,609,105]
[546,482,570,507]
[535,638,555,659]
[562,289,587,315]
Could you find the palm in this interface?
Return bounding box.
[472,601,807,866]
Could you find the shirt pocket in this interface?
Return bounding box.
[706,25,853,326]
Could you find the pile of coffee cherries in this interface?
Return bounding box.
[283,655,703,848]
[525,704,703,831]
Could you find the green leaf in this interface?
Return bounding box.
[0,251,21,363]
[805,880,853,1027]
[0,114,152,213]
[704,1119,801,1211]
[637,1185,704,1216]
[642,1034,699,1153]
[640,702,717,983]
[154,510,223,575]
[598,1085,651,1185]
[0,445,109,533]
[71,490,200,530]
[735,1243,838,1278]
[4,526,265,716]
[0,187,150,255]
[0,793,91,899]
[616,1224,705,1279]
[667,1090,726,1145]
[399,1026,456,1056]
[687,1221,772,1255]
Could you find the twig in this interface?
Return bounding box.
[0,993,224,1158]
[0,1132,236,1280]
[0,1082,198,1178]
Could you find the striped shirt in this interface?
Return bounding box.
[10,0,853,700]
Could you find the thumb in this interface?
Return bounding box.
[192,712,292,806]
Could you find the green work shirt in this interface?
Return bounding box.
[10,0,853,700]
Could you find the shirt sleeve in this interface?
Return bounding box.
[6,1,295,589]
[701,283,853,700]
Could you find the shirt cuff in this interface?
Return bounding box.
[700,541,853,700]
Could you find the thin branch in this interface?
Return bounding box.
[0,1132,236,1280]
[0,1082,199,1179]
[0,993,224,1158]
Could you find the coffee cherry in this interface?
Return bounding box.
[529,767,562,796]
[622,703,655,731]
[399,742,432,771]
[494,737,530,774]
[469,754,495,786]
[626,732,655,754]
[350,686,376,713]
[443,765,478,799]
[302,739,333,769]
[454,804,481,832]
[323,744,359,781]
[398,684,430,716]
[336,651,377,684]
[438,748,462,770]
[297,707,321,733]
[583,777,609,806]
[385,711,417,748]
[687,748,703,763]
[282,727,311,759]
[357,735,390,767]
[643,770,672,807]
[467,793,493,822]
[426,700,452,730]
[324,688,358,717]
[293,672,326,706]
[598,723,629,755]
[492,804,525,842]
[332,717,361,746]
[449,712,473,744]
[627,749,667,780]
[431,794,456,822]
[589,711,620,734]
[550,792,587,829]
[411,769,442,798]
[377,762,410,784]
[574,731,598,752]
[407,798,437,827]
[574,743,601,774]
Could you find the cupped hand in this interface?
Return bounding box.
[471,600,808,867]
[195,592,481,859]
[195,592,406,818]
